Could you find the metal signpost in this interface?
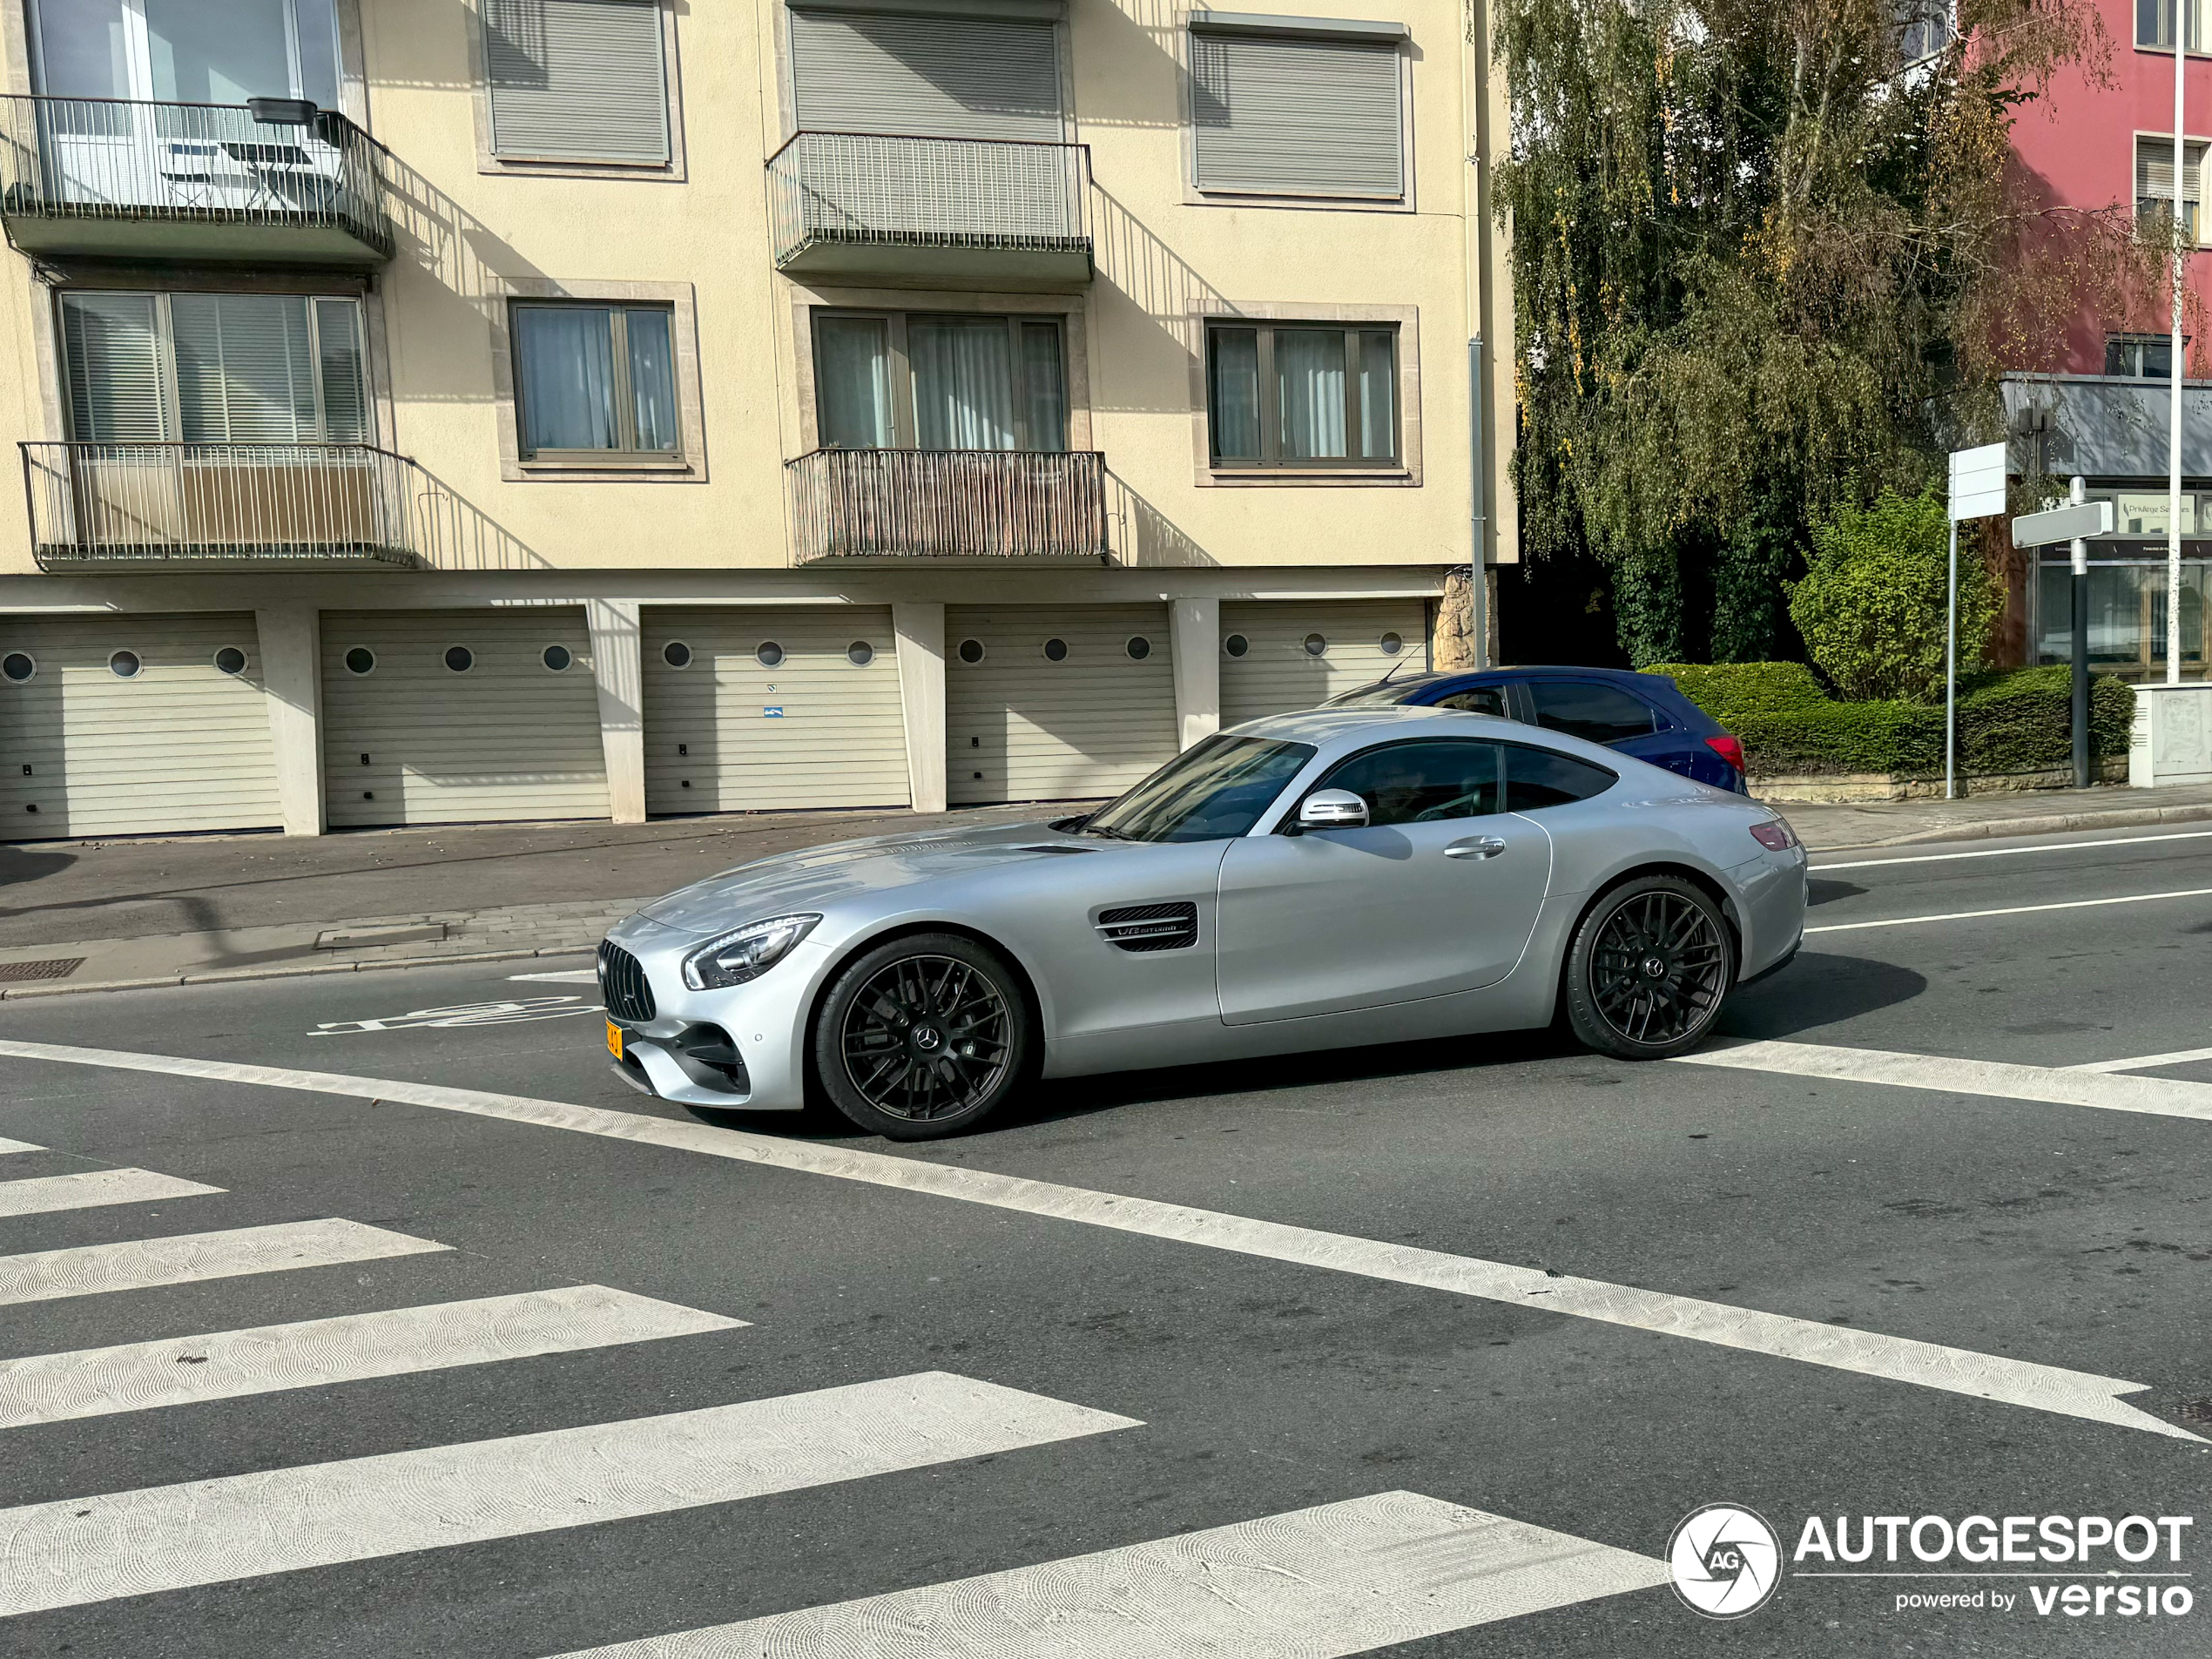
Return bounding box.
[1946,443,2009,799]
[2012,487,2117,787]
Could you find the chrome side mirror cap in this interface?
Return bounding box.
[1295,788,1369,832]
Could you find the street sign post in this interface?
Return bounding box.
[2013,485,2115,789]
[1946,444,2010,800]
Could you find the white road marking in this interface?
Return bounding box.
[1674,1040,2212,1129]
[1804,886,2212,933]
[508,969,599,984]
[0,1167,221,1219]
[0,1139,41,1156]
[309,996,602,1035]
[0,1219,448,1309]
[0,1040,2188,1442]
[1812,829,2212,872]
[2067,1044,2212,1075]
[548,1491,1670,1658]
[0,1285,745,1430]
[0,1372,1140,1617]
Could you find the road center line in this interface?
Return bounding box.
[0,1037,2191,1442]
[1804,886,2212,934]
[1811,829,2212,873]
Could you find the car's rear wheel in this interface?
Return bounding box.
[813,933,1031,1139]
[1562,874,1735,1059]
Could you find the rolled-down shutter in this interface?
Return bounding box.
[1189,30,1402,199]
[789,10,1062,140]
[60,293,169,442]
[482,0,670,163]
[2137,135,2207,209]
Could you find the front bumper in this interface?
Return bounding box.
[601,917,827,1111]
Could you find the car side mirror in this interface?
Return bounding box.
[1291,788,1369,834]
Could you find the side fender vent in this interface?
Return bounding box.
[1096,900,1198,953]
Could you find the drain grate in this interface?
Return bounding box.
[2180,1398,2212,1426]
[0,958,84,983]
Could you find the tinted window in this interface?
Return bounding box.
[1433,686,1507,716]
[1317,739,1502,826]
[1529,679,1656,744]
[1085,733,1316,843]
[1504,745,1617,811]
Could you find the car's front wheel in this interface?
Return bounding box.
[1561,874,1736,1059]
[813,933,1032,1139]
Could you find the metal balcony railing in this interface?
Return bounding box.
[787,448,1108,561]
[21,442,437,569]
[766,132,1089,271]
[0,96,392,261]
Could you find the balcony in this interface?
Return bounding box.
[22,442,435,570]
[767,132,1090,291]
[787,448,1108,562]
[0,97,392,267]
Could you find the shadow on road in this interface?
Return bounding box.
[1805,877,1866,907]
[1717,950,1926,1040]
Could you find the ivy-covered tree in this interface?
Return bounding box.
[1494,0,2127,666]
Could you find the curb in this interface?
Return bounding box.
[0,943,597,1001]
[1815,800,2212,853]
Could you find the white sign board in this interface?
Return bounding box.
[1948,442,2008,523]
[2011,500,2115,548]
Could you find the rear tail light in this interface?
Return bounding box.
[1750,819,1798,852]
[1704,733,1746,774]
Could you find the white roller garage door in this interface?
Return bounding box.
[1219,600,1430,727]
[946,604,1177,805]
[320,610,608,828]
[641,608,907,814]
[0,612,280,840]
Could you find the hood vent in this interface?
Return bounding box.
[1013,843,1099,854]
[1096,900,1198,952]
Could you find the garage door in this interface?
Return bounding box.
[946,604,1177,805]
[1219,600,1430,726]
[641,608,907,814]
[0,612,280,840]
[320,610,608,828]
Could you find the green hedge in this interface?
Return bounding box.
[1646,662,2132,778]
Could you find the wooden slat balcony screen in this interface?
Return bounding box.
[787,448,1108,561]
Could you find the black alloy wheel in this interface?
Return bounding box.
[814,933,1031,1139]
[1562,874,1736,1059]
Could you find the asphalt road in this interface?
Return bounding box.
[1,824,2208,1656]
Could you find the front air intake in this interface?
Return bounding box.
[1095,901,1198,952]
[597,940,657,1022]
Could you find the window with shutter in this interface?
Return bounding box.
[2136,134,2208,241]
[60,293,170,442]
[1188,25,1404,199]
[482,0,671,164]
[788,10,1062,141]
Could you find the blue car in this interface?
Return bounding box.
[1324,664,1749,792]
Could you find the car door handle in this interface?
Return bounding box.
[1444,835,1508,860]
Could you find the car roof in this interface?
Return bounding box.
[1224,705,1519,744]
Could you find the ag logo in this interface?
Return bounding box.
[1668,1503,1782,1618]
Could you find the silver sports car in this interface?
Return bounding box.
[598,707,1807,1139]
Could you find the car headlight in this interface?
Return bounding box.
[681,914,820,991]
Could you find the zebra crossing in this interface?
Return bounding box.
[0,1143,1670,1652]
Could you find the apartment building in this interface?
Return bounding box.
[2004,0,2207,678]
[0,0,1512,840]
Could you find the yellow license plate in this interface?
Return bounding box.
[606,1020,625,1059]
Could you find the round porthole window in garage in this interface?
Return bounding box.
[663,641,692,669]
[444,646,475,673]
[756,642,784,668]
[214,646,248,675]
[1042,637,1069,662]
[847,640,873,666]
[957,638,985,664]
[1379,631,1404,655]
[1303,633,1327,657]
[1126,637,1152,661]
[344,647,375,676]
[109,650,142,678]
[1223,634,1248,658]
[2,651,34,684]
[542,644,572,672]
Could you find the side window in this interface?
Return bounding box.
[1433,686,1507,716]
[1314,739,1502,827]
[1529,680,1656,744]
[1503,745,1617,812]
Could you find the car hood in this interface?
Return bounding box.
[634,819,1099,936]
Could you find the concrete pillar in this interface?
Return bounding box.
[894,601,948,813]
[587,599,646,825]
[254,605,324,836]
[1170,595,1219,749]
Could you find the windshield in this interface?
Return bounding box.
[1082,734,1316,842]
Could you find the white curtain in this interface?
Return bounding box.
[1275,328,1345,461]
[1020,320,1068,452]
[815,316,894,448]
[624,307,678,451]
[516,306,617,452]
[1355,331,1394,462]
[1208,327,1259,461]
[910,317,1016,450]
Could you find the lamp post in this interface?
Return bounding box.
[2172,2,2188,685]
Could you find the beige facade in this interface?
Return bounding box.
[0,0,1513,837]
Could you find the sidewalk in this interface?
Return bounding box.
[3,781,2209,1000]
